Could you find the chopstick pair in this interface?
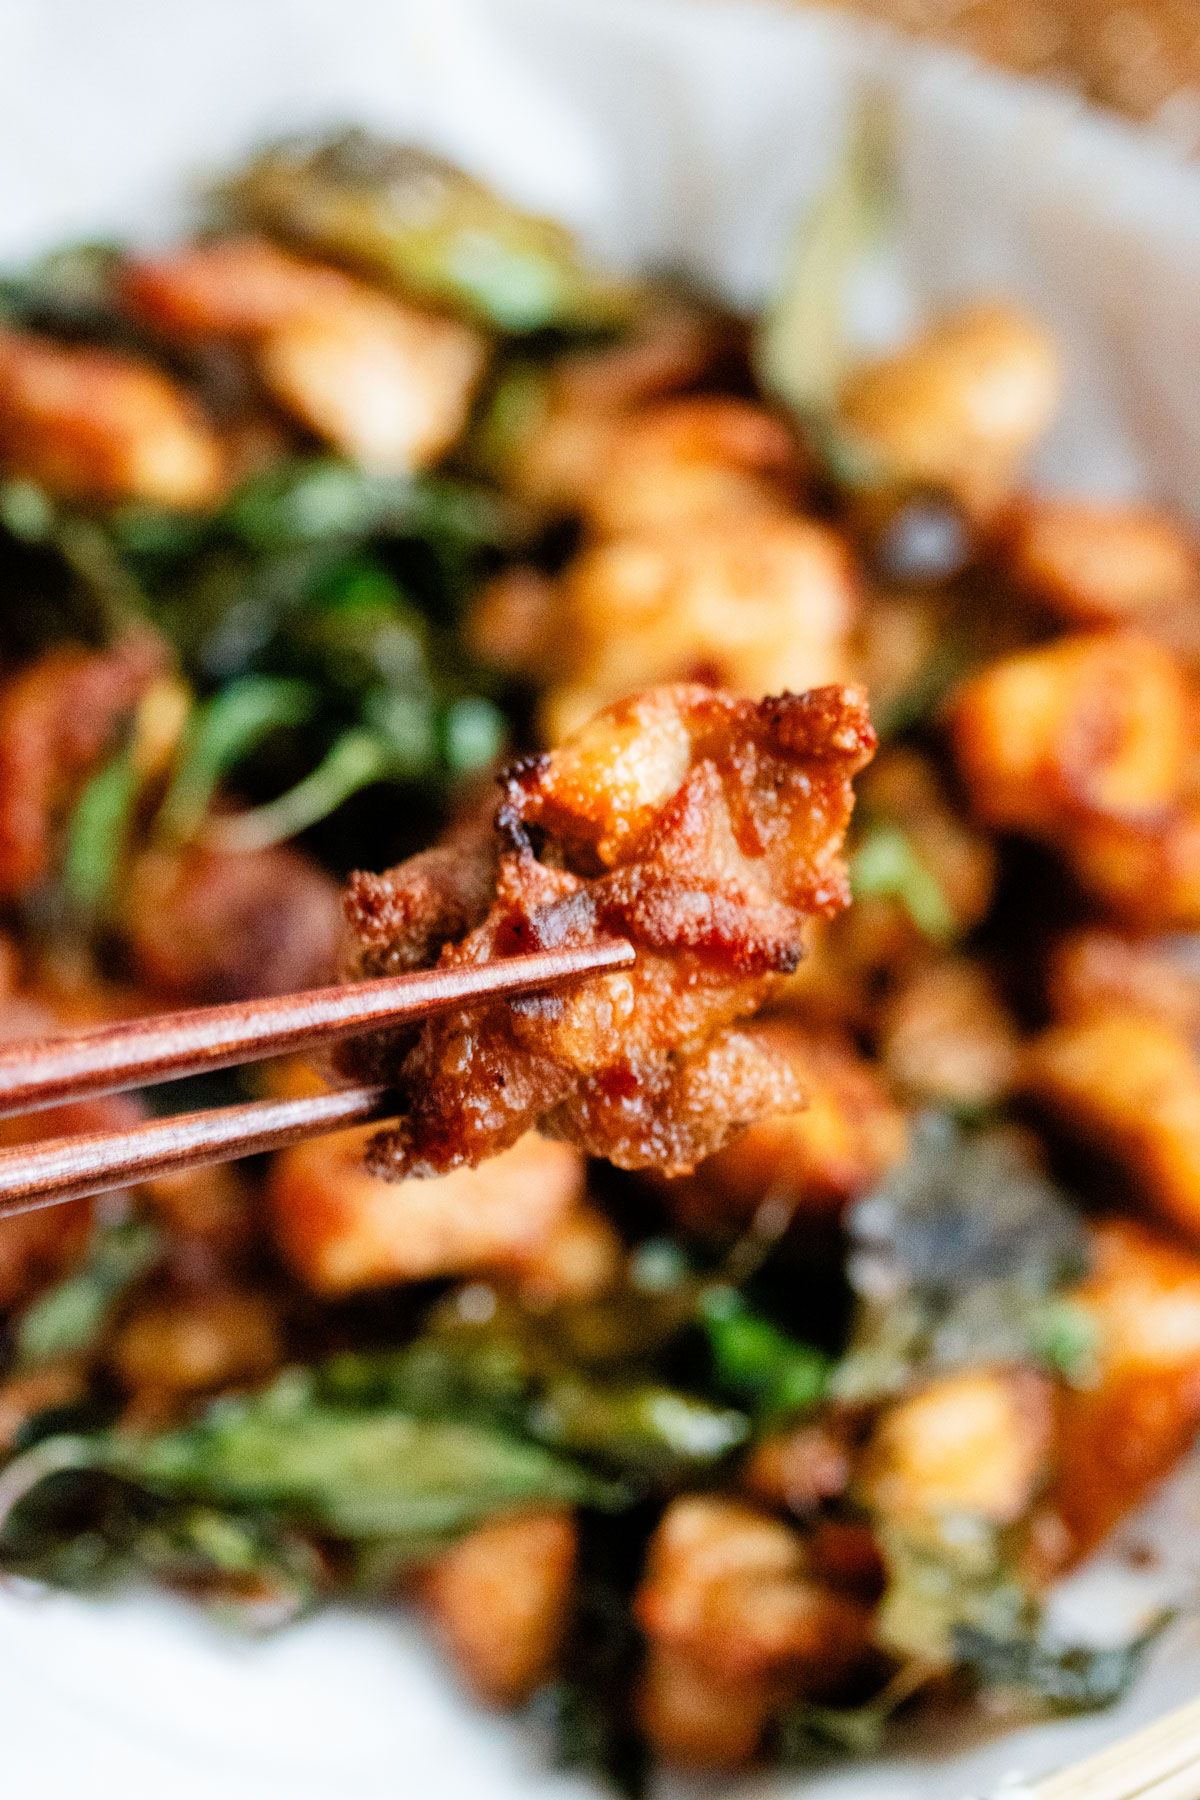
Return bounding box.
[997,1690,1200,1800]
[0,938,635,1216]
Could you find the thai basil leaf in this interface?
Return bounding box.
[157,674,317,840]
[699,1285,830,1419]
[954,1619,1169,1717]
[225,131,637,333]
[834,1115,1089,1402]
[756,90,895,418]
[850,822,956,943]
[15,1215,161,1368]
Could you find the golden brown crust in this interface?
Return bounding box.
[124,236,487,472]
[340,683,874,1178]
[0,327,225,508]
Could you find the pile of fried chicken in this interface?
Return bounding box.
[1,135,1199,1781]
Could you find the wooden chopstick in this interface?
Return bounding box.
[0,939,634,1118]
[0,1083,395,1216]
[1027,1693,1200,1800]
[0,937,636,1214]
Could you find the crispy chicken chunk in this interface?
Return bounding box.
[0,326,225,508]
[540,515,855,745]
[124,237,487,472]
[340,683,875,1179]
[635,1495,873,1766]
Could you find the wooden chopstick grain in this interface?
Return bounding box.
[0,1083,395,1214]
[0,938,634,1119]
[1028,1695,1200,1800]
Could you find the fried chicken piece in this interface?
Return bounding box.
[879,956,1021,1110]
[0,634,165,899]
[0,326,225,508]
[861,1368,1053,1529]
[1024,1007,1200,1241]
[269,1126,584,1295]
[1046,1220,1200,1561]
[340,682,875,1179]
[421,1510,577,1706]
[951,630,1200,927]
[1008,497,1197,626]
[122,841,343,1004]
[493,300,743,516]
[1047,929,1200,1036]
[835,301,1061,516]
[656,1022,907,1235]
[635,1495,873,1766]
[124,237,487,472]
[109,1288,282,1397]
[582,395,803,538]
[540,514,856,744]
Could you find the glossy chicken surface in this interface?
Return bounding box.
[341,682,874,1176]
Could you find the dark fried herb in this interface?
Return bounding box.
[778,1698,891,1762]
[543,1502,657,1799]
[834,1114,1089,1402]
[0,1368,618,1584]
[699,1285,830,1419]
[14,1214,161,1368]
[224,131,638,334]
[321,1291,748,1483]
[954,1620,1169,1717]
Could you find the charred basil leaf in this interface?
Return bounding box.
[834,1114,1089,1401]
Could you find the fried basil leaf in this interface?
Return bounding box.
[954,1619,1168,1717]
[834,1114,1090,1402]
[224,131,638,334]
[15,1215,161,1368]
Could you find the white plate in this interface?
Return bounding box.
[2,2,1200,1794]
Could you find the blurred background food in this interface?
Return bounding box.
[812,0,1200,148]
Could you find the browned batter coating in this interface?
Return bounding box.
[340,682,874,1178]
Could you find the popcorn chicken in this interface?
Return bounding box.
[836,302,1061,514]
[421,1509,577,1705]
[1047,929,1200,1036]
[1025,1009,1200,1240]
[341,683,875,1179]
[635,1495,872,1766]
[269,1127,585,1294]
[582,396,802,538]
[497,302,739,515]
[1009,497,1196,626]
[952,631,1192,835]
[0,326,225,507]
[880,957,1021,1110]
[861,1369,1053,1527]
[741,1421,853,1515]
[122,841,344,1004]
[501,1203,622,1305]
[658,1022,907,1234]
[125,237,487,472]
[540,515,856,744]
[1065,807,1200,931]
[110,1289,282,1395]
[1049,1220,1200,1560]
